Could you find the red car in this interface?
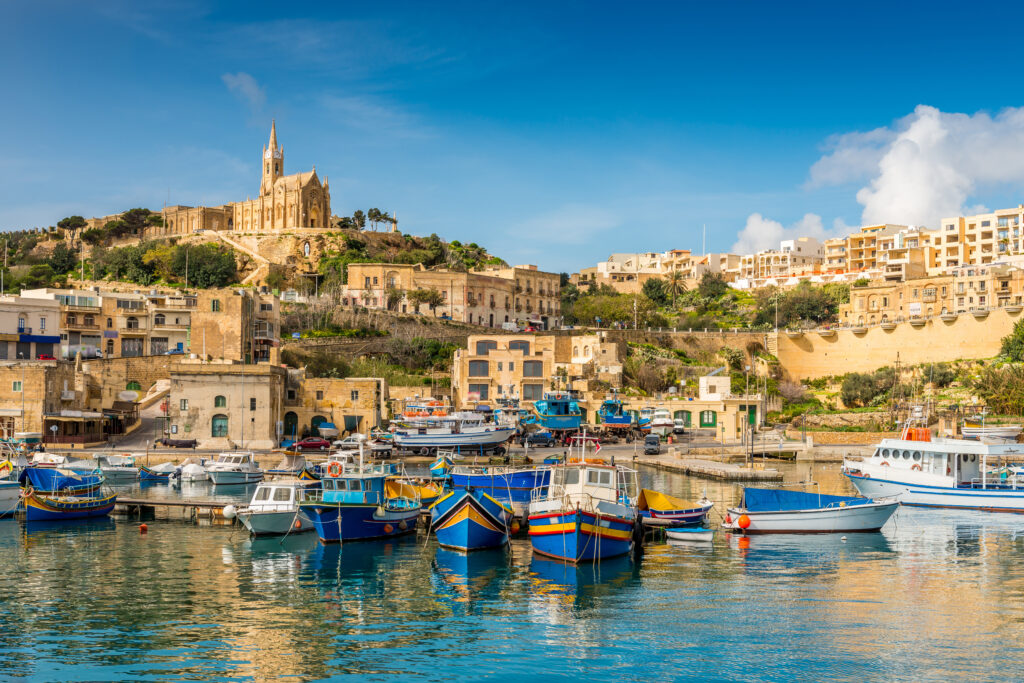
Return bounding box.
[37,354,55,360]
[293,437,331,451]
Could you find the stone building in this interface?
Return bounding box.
[0,294,62,360]
[343,263,563,329]
[158,121,331,237]
[282,374,387,441]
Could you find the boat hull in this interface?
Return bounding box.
[139,466,174,482]
[724,499,899,533]
[238,509,314,536]
[666,527,714,542]
[394,427,516,449]
[640,502,713,527]
[0,482,19,517]
[208,470,264,485]
[100,468,139,484]
[300,503,421,543]
[431,490,513,551]
[450,468,550,514]
[847,472,1024,512]
[528,508,635,562]
[24,492,116,521]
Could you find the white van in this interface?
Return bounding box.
[501,322,521,332]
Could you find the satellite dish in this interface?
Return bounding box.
[119,390,140,402]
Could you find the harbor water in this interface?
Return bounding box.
[3,462,1024,681]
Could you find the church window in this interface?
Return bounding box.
[275,163,279,173]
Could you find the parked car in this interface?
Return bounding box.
[520,431,556,447]
[36,354,55,360]
[164,348,185,355]
[159,437,198,449]
[673,419,687,435]
[524,326,539,332]
[293,437,331,451]
[501,322,521,332]
[643,434,662,455]
[332,434,368,450]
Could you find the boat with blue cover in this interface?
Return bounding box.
[299,452,421,543]
[23,490,116,521]
[430,488,515,551]
[528,456,641,563]
[449,465,550,515]
[525,392,582,432]
[722,487,899,534]
[19,467,103,496]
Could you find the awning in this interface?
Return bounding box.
[20,334,60,344]
[342,415,362,432]
[0,334,18,342]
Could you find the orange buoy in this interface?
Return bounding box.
[384,524,394,534]
[294,518,302,529]
[510,521,521,534]
[139,523,148,534]
[724,514,732,525]
[737,514,751,530]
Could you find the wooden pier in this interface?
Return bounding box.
[636,456,783,482]
[113,497,234,523]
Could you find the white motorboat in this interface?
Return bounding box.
[722,487,899,534]
[234,480,314,536]
[28,452,68,468]
[95,454,139,484]
[267,453,309,478]
[666,527,714,543]
[207,452,264,485]
[393,412,515,454]
[178,457,209,482]
[843,424,1024,512]
[0,479,20,517]
[649,409,675,438]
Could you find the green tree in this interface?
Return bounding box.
[48,242,77,275]
[642,278,669,306]
[367,208,382,231]
[407,288,445,315]
[352,210,366,230]
[18,264,58,289]
[57,215,87,245]
[665,270,687,307]
[698,272,729,299]
[171,243,236,288]
[1001,318,1024,361]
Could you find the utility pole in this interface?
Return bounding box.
[80,240,85,282]
[2,240,6,293]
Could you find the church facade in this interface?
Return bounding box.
[160,122,331,236]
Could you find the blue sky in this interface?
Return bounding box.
[3,1,1024,272]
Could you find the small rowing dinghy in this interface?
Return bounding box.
[665,526,714,543]
[637,489,713,527]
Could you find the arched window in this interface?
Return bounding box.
[573,346,579,357]
[214,395,226,408]
[127,316,139,330]
[211,414,228,438]
[126,381,141,391]
[154,314,165,326]
[106,317,113,329]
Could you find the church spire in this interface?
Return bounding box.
[268,119,278,152]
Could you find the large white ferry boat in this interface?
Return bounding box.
[843,419,1024,512]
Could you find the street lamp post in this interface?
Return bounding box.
[18,353,25,433]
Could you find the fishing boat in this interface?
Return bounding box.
[23,490,117,521]
[528,448,641,563]
[299,447,421,543]
[19,467,103,496]
[316,422,340,439]
[430,452,455,479]
[94,454,140,484]
[139,462,176,483]
[649,408,675,438]
[207,452,264,485]
[392,412,515,455]
[635,407,653,432]
[232,480,315,536]
[430,488,516,551]
[637,489,714,527]
[449,465,550,515]
[526,392,582,432]
[598,396,633,430]
[665,526,715,543]
[0,479,20,517]
[178,457,209,482]
[722,487,899,534]
[961,421,1022,441]
[267,453,310,478]
[843,411,1024,512]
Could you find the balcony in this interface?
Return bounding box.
[64,304,101,314]
[152,298,197,310]
[64,320,100,331]
[120,321,147,334]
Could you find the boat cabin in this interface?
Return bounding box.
[248,481,308,511]
[544,462,638,512]
[869,437,1024,488]
[215,452,256,467]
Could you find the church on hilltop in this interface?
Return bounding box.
[158,121,332,236]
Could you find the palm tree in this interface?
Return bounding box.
[665,271,687,307]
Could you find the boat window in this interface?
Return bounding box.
[350,480,363,491]
[913,451,922,461]
[872,449,881,459]
[902,450,910,460]
[962,454,969,462]
[882,449,890,458]
[273,488,291,502]
[563,468,580,486]
[254,487,271,501]
[587,469,612,486]
[970,454,977,463]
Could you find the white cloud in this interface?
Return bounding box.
[320,95,432,139]
[221,72,266,113]
[810,105,1024,227]
[731,212,833,254]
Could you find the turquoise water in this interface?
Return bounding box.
[3,463,1024,681]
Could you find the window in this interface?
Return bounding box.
[39,317,46,331]
[211,300,221,312]
[316,390,324,400]
[250,398,256,411]
[351,390,359,401]
[699,410,717,427]
[17,317,25,333]
[497,362,503,371]
[509,340,530,354]
[468,383,489,400]
[475,340,497,355]
[260,303,273,312]
[214,395,226,408]
[468,360,489,377]
[273,487,292,502]
[180,399,188,410]
[126,381,141,391]
[126,316,139,330]
[154,314,165,325]
[522,383,543,400]
[211,414,228,438]
[255,487,271,502]
[107,318,113,329]
[12,381,21,392]
[523,361,543,377]
[508,362,514,372]
[286,389,296,401]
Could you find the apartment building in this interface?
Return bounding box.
[451,333,621,408]
[933,206,1024,270]
[738,237,824,280]
[343,263,562,329]
[0,295,62,360]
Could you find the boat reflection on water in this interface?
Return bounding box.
[246,532,319,556]
[432,546,511,606]
[727,531,895,577]
[528,554,639,611]
[21,516,116,545]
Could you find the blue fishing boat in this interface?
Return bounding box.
[23,490,116,521]
[528,459,641,563]
[430,453,454,479]
[139,464,175,483]
[525,392,582,432]
[449,465,550,514]
[430,488,515,551]
[598,397,632,430]
[19,467,103,496]
[299,461,421,543]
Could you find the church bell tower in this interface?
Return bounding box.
[260,120,283,196]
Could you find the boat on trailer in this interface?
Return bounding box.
[843,412,1024,512]
[722,487,899,534]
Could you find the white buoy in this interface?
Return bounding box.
[841,535,847,542]
[222,504,237,520]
